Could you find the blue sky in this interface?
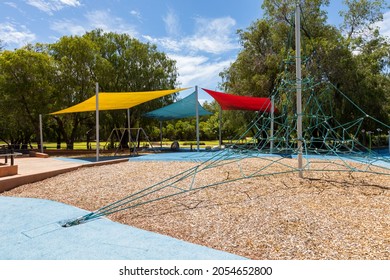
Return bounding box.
[1,0,389,102]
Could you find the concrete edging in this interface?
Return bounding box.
[0,158,129,193]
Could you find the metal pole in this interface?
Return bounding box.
[219,105,222,148]
[388,131,390,154]
[127,108,131,155]
[39,114,44,153]
[96,82,99,162]
[270,96,274,153]
[295,3,303,178]
[160,121,163,148]
[195,85,200,152]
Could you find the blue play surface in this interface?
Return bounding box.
[0,196,245,260]
[2,149,388,260]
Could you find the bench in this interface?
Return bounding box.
[0,153,22,165]
[0,148,22,177]
[0,146,22,166]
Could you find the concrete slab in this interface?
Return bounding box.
[0,196,246,260]
[0,157,128,193]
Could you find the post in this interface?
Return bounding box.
[160,121,163,148]
[39,114,44,153]
[96,82,100,162]
[368,131,373,152]
[388,131,390,154]
[195,85,200,152]
[219,105,222,148]
[295,3,303,178]
[127,108,131,155]
[270,96,274,153]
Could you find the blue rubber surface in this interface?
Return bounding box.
[0,196,246,260]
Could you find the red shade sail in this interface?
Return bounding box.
[202,88,276,113]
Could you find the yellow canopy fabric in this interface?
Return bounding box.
[51,88,189,115]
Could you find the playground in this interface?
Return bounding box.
[0,3,389,262]
[0,148,389,259]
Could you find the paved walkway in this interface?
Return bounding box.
[0,156,128,193]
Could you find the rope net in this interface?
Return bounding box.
[61,72,390,227]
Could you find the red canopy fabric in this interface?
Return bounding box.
[202,88,275,113]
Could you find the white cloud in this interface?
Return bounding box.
[169,54,233,88]
[376,10,390,38]
[143,15,238,91]
[85,10,138,36]
[26,0,80,15]
[130,10,142,20]
[144,16,238,55]
[51,19,85,35]
[189,17,238,54]
[59,0,80,6]
[163,8,180,36]
[51,10,138,37]
[0,23,36,47]
[4,2,18,9]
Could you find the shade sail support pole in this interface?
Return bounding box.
[160,121,163,148]
[96,82,100,162]
[127,108,131,156]
[39,114,44,153]
[295,3,303,178]
[270,96,274,154]
[219,105,222,148]
[195,85,200,152]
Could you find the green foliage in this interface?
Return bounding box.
[0,1,389,147]
[0,48,56,146]
[0,29,179,148]
[220,0,389,131]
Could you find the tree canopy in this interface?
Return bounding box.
[220,0,389,134]
[0,30,179,148]
[0,1,389,148]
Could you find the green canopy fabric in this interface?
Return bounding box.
[144,91,212,121]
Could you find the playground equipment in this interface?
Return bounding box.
[103,127,156,155]
[62,4,389,227]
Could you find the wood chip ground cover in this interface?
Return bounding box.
[2,158,389,259]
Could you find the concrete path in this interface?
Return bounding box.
[0,156,128,192]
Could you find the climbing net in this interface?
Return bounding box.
[62,71,390,227]
[60,13,390,227]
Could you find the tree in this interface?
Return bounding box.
[220,0,389,132]
[340,0,386,42]
[47,30,179,149]
[84,30,179,147]
[48,35,102,149]
[0,48,56,148]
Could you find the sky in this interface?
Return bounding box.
[1,0,389,102]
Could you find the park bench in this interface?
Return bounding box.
[0,146,22,166]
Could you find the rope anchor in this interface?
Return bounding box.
[60,212,95,228]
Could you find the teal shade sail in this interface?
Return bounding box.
[144,92,212,121]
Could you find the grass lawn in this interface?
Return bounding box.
[39,140,226,150]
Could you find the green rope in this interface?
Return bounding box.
[61,54,390,228]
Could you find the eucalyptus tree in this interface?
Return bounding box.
[48,30,178,148]
[0,47,56,148]
[49,35,102,149]
[84,30,179,146]
[220,0,389,132]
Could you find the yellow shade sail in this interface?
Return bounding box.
[50,88,189,115]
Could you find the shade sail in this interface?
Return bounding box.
[144,91,212,121]
[51,88,189,115]
[202,88,275,113]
